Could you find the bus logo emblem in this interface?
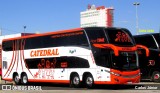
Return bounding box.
[69,49,76,54]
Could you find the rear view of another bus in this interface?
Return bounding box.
[85,27,148,84]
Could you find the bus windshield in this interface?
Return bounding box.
[111,51,138,70]
[105,29,135,46]
[94,49,138,71]
[85,27,138,71]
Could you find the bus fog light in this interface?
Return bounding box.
[114,78,119,82]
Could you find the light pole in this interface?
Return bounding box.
[133,2,140,35]
[23,26,26,33]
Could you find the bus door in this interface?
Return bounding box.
[52,57,68,80]
[93,48,112,81]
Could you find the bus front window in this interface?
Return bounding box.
[111,51,139,71]
[85,28,139,71]
[105,28,135,47]
[94,49,139,71]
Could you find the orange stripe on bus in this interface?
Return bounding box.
[3,78,12,81]
[95,69,140,84]
[20,40,24,71]
[16,41,19,71]
[2,28,82,41]
[7,41,18,77]
[136,44,149,57]
[4,41,15,77]
[22,39,35,78]
[93,44,137,56]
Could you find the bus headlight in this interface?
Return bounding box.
[104,70,121,76]
[110,72,121,76]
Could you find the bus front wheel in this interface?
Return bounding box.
[84,74,94,88]
[21,73,28,85]
[152,71,160,82]
[70,73,80,88]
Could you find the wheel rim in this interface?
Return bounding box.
[14,76,19,83]
[86,77,93,85]
[73,76,80,85]
[23,76,27,84]
[154,74,160,80]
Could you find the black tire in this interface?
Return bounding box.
[84,74,94,88]
[13,73,20,85]
[21,73,28,85]
[70,73,81,88]
[151,71,160,82]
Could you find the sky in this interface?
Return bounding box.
[0,0,160,35]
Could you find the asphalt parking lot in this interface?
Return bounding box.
[0,79,160,93]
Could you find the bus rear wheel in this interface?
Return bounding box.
[84,74,94,88]
[152,71,160,82]
[13,73,20,85]
[21,73,28,85]
[70,73,80,88]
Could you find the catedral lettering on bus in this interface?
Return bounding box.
[30,49,59,57]
[2,27,149,88]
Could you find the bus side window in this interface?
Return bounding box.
[51,58,57,68]
[135,35,157,49]
[67,57,90,68]
[2,41,13,51]
[61,62,68,68]
[46,60,51,68]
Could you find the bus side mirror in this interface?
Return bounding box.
[136,45,149,57]
[93,44,119,56]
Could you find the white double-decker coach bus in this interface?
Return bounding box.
[2,27,148,88]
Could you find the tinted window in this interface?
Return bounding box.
[134,35,157,49]
[105,29,134,46]
[94,49,111,68]
[153,34,160,48]
[85,29,107,45]
[111,51,138,71]
[26,57,90,69]
[25,36,43,49]
[3,40,25,51]
[2,41,13,51]
[25,31,89,49]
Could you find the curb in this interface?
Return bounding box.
[0,76,14,85]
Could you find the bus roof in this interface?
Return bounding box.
[2,28,82,42]
[0,33,34,44]
[2,27,129,42]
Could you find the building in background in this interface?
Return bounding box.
[80,5,114,27]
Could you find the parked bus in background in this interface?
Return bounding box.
[134,33,160,82]
[2,27,147,88]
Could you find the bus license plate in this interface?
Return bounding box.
[127,81,132,84]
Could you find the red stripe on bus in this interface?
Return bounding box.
[110,69,140,84]
[136,44,149,57]
[22,39,34,78]
[93,44,137,56]
[7,41,17,77]
[20,40,24,71]
[4,41,15,77]
[16,41,19,71]
[28,79,70,84]
[3,78,12,81]
[95,69,140,84]
[90,52,95,64]
[3,28,82,41]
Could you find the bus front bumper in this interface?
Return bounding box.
[94,69,141,84]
